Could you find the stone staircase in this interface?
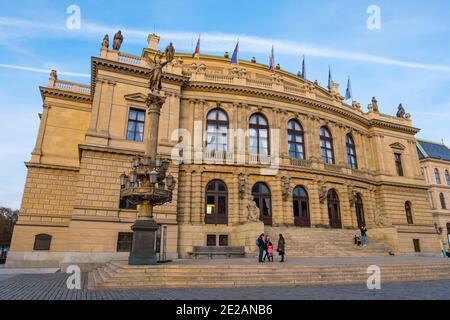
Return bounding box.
[88,259,450,291]
[264,227,392,258]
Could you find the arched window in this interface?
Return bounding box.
[288,120,304,160]
[249,113,269,155]
[355,194,365,228]
[293,186,310,227]
[33,234,52,251]
[405,202,414,224]
[445,170,450,186]
[440,193,447,210]
[346,134,358,169]
[320,127,334,164]
[435,168,442,184]
[206,109,228,153]
[205,180,228,225]
[327,189,341,228]
[252,182,272,225]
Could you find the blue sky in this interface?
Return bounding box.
[1,0,449,209]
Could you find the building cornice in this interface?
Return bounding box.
[25,162,80,172]
[90,57,188,96]
[39,86,92,104]
[184,82,419,135]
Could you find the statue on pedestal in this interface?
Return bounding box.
[101,35,109,50]
[113,30,123,50]
[146,44,176,92]
[247,200,260,222]
[370,97,379,112]
[396,103,406,118]
[165,42,175,64]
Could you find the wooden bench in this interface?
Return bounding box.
[188,246,245,259]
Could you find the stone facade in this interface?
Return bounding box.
[7,34,441,268]
[417,140,450,252]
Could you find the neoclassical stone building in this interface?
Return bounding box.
[417,139,450,251]
[7,34,441,268]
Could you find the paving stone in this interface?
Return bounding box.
[0,272,450,300]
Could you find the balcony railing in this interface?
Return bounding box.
[324,163,342,173]
[249,154,274,165]
[55,80,91,94]
[290,158,313,168]
[118,52,142,65]
[204,151,234,163]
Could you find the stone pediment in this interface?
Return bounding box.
[124,93,148,104]
[390,142,406,150]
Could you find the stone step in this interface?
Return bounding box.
[89,261,450,290]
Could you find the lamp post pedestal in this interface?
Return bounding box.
[128,219,159,265]
[121,91,175,266]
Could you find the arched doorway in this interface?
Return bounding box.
[293,186,310,227]
[252,182,272,226]
[327,189,342,229]
[205,180,228,225]
[355,193,365,228]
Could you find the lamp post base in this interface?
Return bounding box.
[128,219,159,266]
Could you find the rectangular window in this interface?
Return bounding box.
[117,232,133,252]
[206,235,217,246]
[394,153,404,176]
[119,197,137,210]
[126,108,145,142]
[413,239,421,253]
[219,235,229,247]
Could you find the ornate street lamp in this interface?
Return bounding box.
[120,44,177,265]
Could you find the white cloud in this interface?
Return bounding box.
[1,16,450,74]
[0,63,90,77]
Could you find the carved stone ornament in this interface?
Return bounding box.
[238,174,247,200]
[191,61,207,73]
[374,209,393,227]
[281,176,291,201]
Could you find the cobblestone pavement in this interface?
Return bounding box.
[0,272,449,300]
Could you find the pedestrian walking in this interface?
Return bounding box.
[360,225,368,246]
[277,234,285,262]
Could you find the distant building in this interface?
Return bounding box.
[7,34,441,269]
[417,139,450,250]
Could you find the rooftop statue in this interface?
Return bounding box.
[396,103,406,118]
[165,42,175,64]
[113,30,123,50]
[371,97,379,112]
[101,34,109,50]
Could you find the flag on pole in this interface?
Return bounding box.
[192,35,201,59]
[345,76,353,101]
[269,46,275,71]
[230,40,239,65]
[301,55,306,79]
[327,65,333,91]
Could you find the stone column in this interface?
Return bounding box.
[31,104,51,162]
[99,80,116,137]
[87,79,104,134]
[145,93,166,159]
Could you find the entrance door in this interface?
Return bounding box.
[205,180,228,225]
[293,186,311,227]
[327,190,342,229]
[355,194,365,228]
